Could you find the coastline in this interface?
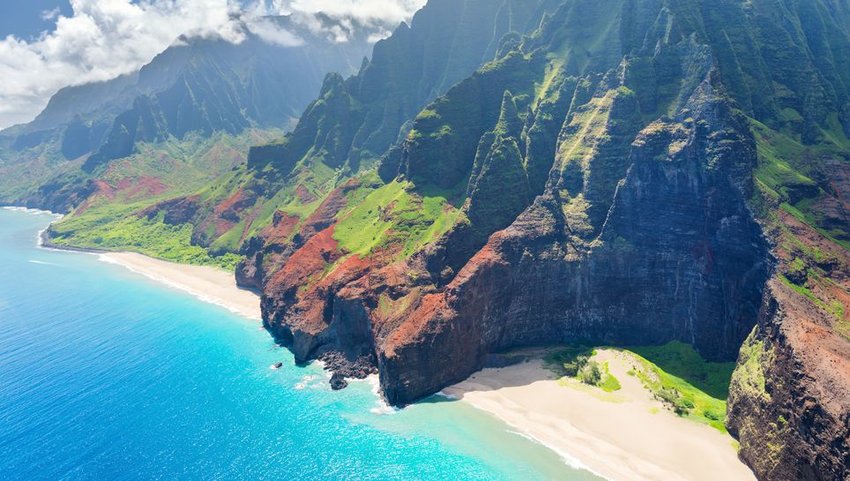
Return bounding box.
[17,207,750,480]
[98,252,262,321]
[20,207,262,321]
[443,351,756,481]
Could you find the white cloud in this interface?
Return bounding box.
[0,0,426,130]
[41,7,62,22]
[282,0,424,27]
[247,17,304,47]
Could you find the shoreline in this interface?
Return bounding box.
[20,207,262,322]
[99,252,262,321]
[16,207,751,480]
[443,351,756,481]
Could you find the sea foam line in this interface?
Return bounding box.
[2,206,62,216]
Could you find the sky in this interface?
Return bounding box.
[0,0,426,130]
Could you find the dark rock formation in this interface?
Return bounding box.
[379,77,769,403]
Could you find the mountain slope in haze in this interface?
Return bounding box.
[118,0,563,260]
[0,14,376,213]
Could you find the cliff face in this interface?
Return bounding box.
[237,1,850,480]
[379,76,769,402]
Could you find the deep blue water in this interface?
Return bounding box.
[0,208,602,481]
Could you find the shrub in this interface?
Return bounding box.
[703,410,721,421]
[578,361,603,385]
[564,354,590,377]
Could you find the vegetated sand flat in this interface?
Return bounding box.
[443,350,756,481]
[100,252,261,321]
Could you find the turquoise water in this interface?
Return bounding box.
[0,208,602,481]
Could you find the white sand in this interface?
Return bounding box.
[444,350,756,481]
[99,252,261,321]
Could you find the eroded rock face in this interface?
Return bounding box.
[379,79,769,404]
[728,280,850,481]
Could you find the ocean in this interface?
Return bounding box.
[0,208,602,481]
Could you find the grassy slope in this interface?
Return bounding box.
[200,159,338,254]
[49,203,242,270]
[333,176,465,260]
[625,343,734,433]
[48,129,283,268]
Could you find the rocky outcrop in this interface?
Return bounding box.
[728,279,850,481]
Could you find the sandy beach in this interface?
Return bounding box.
[444,350,756,481]
[99,252,262,321]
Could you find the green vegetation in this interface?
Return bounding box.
[545,346,621,393]
[624,342,734,432]
[627,342,736,400]
[752,120,817,201]
[333,178,464,260]
[750,118,850,338]
[548,343,737,432]
[201,159,339,253]
[556,92,614,172]
[599,362,622,393]
[752,120,850,250]
[42,128,286,259]
[730,329,771,402]
[49,203,241,270]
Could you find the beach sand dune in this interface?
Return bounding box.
[99,252,261,321]
[444,350,756,481]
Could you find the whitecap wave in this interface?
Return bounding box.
[361,374,398,415]
[434,391,459,401]
[294,374,320,390]
[2,206,61,216]
[28,260,60,266]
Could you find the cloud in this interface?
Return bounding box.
[0,0,426,130]
[283,0,424,27]
[246,17,304,47]
[41,7,61,22]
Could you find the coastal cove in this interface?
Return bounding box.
[0,208,601,481]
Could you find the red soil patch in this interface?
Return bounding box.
[295,184,318,204]
[301,178,362,237]
[771,279,850,414]
[262,211,301,245]
[385,291,450,356]
[211,188,257,237]
[93,180,116,199]
[215,188,246,216]
[115,176,168,200]
[267,226,343,297]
